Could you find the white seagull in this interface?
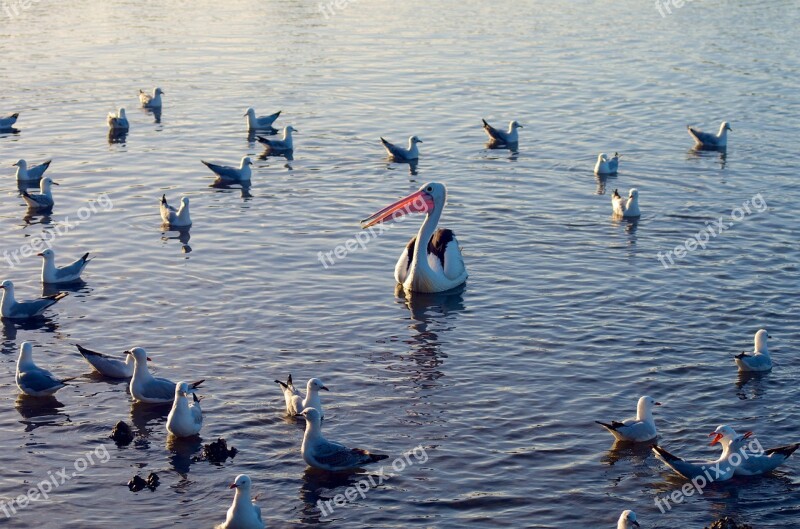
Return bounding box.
[652,425,743,481]
[0,112,20,128]
[482,119,522,145]
[728,428,799,476]
[107,107,129,131]
[127,347,204,404]
[16,342,73,397]
[0,280,67,319]
[257,125,296,152]
[22,176,58,210]
[244,108,281,132]
[594,152,621,175]
[611,188,641,218]
[735,329,772,372]
[617,510,640,529]
[596,396,661,442]
[381,135,422,162]
[301,408,388,471]
[362,182,468,293]
[139,87,164,109]
[274,375,329,418]
[166,381,203,437]
[160,194,192,227]
[13,159,51,182]
[202,157,253,183]
[76,344,137,379]
[38,248,92,284]
[219,474,264,529]
[688,121,731,149]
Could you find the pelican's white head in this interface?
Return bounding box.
[636,396,661,420]
[361,182,446,229]
[754,329,769,353]
[617,510,639,529]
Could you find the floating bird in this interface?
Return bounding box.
[362,182,467,293]
[38,248,92,284]
[594,152,621,175]
[16,342,73,397]
[274,375,329,418]
[76,344,137,379]
[735,329,772,372]
[380,135,422,162]
[22,176,58,210]
[617,510,640,529]
[596,396,661,442]
[202,157,253,183]
[482,119,522,145]
[13,159,51,182]
[652,425,742,481]
[127,347,204,404]
[0,112,20,128]
[160,194,192,227]
[611,188,641,218]
[107,107,129,131]
[244,108,281,132]
[257,125,296,152]
[0,280,67,319]
[219,474,264,529]
[166,381,203,437]
[139,87,164,109]
[728,428,799,476]
[688,121,731,149]
[300,408,388,471]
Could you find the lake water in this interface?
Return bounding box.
[0,1,798,528]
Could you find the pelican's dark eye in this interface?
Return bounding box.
[427,186,432,192]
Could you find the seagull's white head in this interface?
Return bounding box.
[286,125,297,133]
[301,407,323,425]
[126,347,150,365]
[361,182,446,229]
[118,108,127,118]
[721,121,732,132]
[180,197,190,208]
[241,156,253,167]
[410,135,423,144]
[244,107,256,117]
[637,396,661,418]
[618,510,639,528]
[13,159,26,169]
[0,279,14,292]
[509,120,522,130]
[709,424,750,447]
[307,378,329,393]
[37,248,55,261]
[597,153,608,162]
[230,474,252,492]
[18,341,34,365]
[628,188,639,200]
[154,88,165,96]
[175,381,195,397]
[754,329,769,352]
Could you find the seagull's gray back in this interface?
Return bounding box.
[141,376,176,401]
[18,368,62,392]
[9,298,58,318]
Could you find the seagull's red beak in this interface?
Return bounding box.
[743,431,753,439]
[229,483,237,489]
[361,190,434,229]
[709,433,724,446]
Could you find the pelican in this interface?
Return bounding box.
[362,182,467,293]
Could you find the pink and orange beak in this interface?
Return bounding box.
[229,482,237,489]
[709,432,724,446]
[361,189,434,229]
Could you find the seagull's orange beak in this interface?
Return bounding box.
[709,433,724,446]
[361,190,434,229]
[229,483,237,489]
[743,431,753,439]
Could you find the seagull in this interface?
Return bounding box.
[594,152,621,175]
[244,108,281,132]
[274,375,329,418]
[688,121,731,149]
[301,408,388,471]
[76,344,137,379]
[0,280,67,319]
[139,87,164,109]
[728,428,800,476]
[13,159,51,182]
[219,474,264,529]
[735,329,772,372]
[38,248,92,284]
[596,396,661,442]
[482,119,522,145]
[126,347,204,404]
[22,176,58,210]
[202,157,253,183]
[381,135,422,162]
[257,125,296,152]
[16,342,73,397]
[611,188,641,218]
[0,112,20,128]
[160,194,192,227]
[166,381,203,437]
[617,510,640,529]
[107,108,129,131]
[652,425,742,481]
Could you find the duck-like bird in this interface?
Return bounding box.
[482,119,522,145]
[362,182,467,293]
[274,375,329,418]
[596,396,661,442]
[107,107,129,131]
[139,87,164,109]
[13,159,51,182]
[0,280,67,319]
[301,408,388,471]
[735,329,772,372]
[380,135,422,162]
[244,107,281,132]
[611,188,641,218]
[160,194,192,227]
[22,176,58,210]
[38,248,92,284]
[688,121,731,149]
[594,152,621,175]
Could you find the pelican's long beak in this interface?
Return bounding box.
[361,189,434,229]
[709,432,724,446]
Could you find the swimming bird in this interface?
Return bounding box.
[652,425,742,481]
[362,182,467,293]
[0,280,67,319]
[76,344,138,379]
[22,176,58,210]
[596,396,661,442]
[166,381,203,437]
[38,248,92,284]
[16,342,72,397]
[244,108,281,132]
[301,408,388,471]
[107,107,129,131]
[126,347,204,404]
[160,194,192,227]
[617,510,640,529]
[257,125,296,152]
[219,474,264,529]
[735,329,772,372]
[139,87,164,109]
[13,159,51,182]
[482,119,522,145]
[688,121,731,149]
[0,112,20,128]
[611,188,641,218]
[202,157,253,183]
[728,428,799,476]
[274,375,329,418]
[380,135,422,162]
[594,152,621,175]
